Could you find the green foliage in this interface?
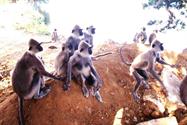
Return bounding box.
[145,0,186,9]
[14,10,50,35]
[148,0,156,5]
[143,0,187,32]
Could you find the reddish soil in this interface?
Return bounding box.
[0,42,187,125]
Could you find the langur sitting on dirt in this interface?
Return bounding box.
[63,40,103,102]
[54,25,83,76]
[12,39,65,125]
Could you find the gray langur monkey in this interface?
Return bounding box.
[54,25,83,76]
[148,30,158,45]
[133,27,147,44]
[83,25,96,46]
[83,25,96,59]
[12,39,65,125]
[66,25,83,56]
[51,28,58,42]
[83,26,112,60]
[54,43,70,76]
[120,40,175,101]
[63,40,103,102]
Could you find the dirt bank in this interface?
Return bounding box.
[0,43,187,125]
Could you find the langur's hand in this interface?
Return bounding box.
[96,83,102,91]
[63,82,70,91]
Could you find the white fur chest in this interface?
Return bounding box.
[81,65,91,77]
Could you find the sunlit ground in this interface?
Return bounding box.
[0,0,186,53]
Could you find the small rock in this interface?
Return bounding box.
[0,74,2,80]
[140,117,144,121]
[87,108,92,114]
[137,116,178,125]
[126,113,130,117]
[151,111,162,118]
[76,106,79,109]
[110,92,115,96]
[124,107,129,111]
[125,120,130,124]
[133,116,138,122]
[143,96,165,116]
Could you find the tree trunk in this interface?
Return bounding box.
[12,0,16,3]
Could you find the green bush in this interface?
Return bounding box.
[14,9,50,35]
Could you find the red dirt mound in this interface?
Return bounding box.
[0,43,146,125]
[0,43,187,125]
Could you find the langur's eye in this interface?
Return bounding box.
[80,48,84,52]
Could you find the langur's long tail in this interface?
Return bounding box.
[18,97,25,125]
[94,52,113,58]
[119,46,131,66]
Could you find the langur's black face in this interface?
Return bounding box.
[80,46,92,55]
[160,43,164,51]
[88,47,92,55]
[152,40,164,51]
[91,28,95,34]
[37,43,43,52]
[79,29,83,36]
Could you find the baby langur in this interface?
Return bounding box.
[83,26,96,59]
[84,25,96,47]
[54,25,83,76]
[12,39,64,125]
[63,40,103,102]
[121,40,175,101]
[54,43,70,76]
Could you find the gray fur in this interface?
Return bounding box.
[63,40,103,102]
[54,25,83,76]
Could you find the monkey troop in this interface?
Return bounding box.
[11,25,184,125]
